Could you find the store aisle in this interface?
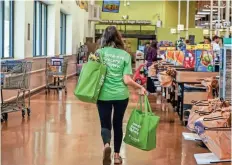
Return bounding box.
[1,77,229,165]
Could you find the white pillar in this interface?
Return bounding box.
[178,0,181,39]
[225,0,230,37]
[210,0,213,39]
[217,0,221,36]
[220,1,224,36]
[186,0,189,39]
[14,1,26,59]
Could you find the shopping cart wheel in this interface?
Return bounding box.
[27,108,31,116]
[2,113,8,121]
[22,110,25,118]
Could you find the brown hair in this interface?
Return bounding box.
[101,26,124,50]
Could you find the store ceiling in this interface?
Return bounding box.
[195,0,232,28]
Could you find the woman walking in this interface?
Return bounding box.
[96,26,146,165]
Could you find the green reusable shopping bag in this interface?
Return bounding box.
[123,95,160,151]
[74,51,106,103]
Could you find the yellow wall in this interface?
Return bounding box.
[157,28,204,43]
[96,1,198,44]
[98,1,166,26]
[165,1,195,28]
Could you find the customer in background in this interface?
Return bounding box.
[212,36,221,51]
[204,37,211,44]
[143,42,150,60]
[145,41,157,94]
[146,41,157,67]
[212,36,221,65]
[185,39,190,45]
[96,26,146,165]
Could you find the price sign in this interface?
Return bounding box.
[186,45,197,50]
[203,44,211,50]
[167,47,176,51]
[197,44,211,50]
[159,47,167,51]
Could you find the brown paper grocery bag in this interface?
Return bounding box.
[194,108,231,160]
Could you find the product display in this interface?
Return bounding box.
[195,46,215,72]
[184,49,196,68]
[166,50,175,63]
[174,51,185,66]
[158,41,174,59]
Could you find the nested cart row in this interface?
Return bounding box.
[1,60,32,122]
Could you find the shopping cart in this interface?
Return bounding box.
[45,57,68,94]
[1,60,33,122]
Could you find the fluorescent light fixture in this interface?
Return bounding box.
[202,9,217,12]
[195,15,206,18]
[197,11,210,15]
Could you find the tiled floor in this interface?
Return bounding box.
[1,77,230,165]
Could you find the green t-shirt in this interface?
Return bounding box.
[97,47,133,101]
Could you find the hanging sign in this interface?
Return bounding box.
[156,20,162,28]
[203,29,209,35]
[99,20,151,25]
[170,28,177,34]
[177,24,184,31]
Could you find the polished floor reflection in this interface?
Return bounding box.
[1,77,230,165]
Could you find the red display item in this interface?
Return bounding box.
[133,64,147,85]
[184,50,195,68]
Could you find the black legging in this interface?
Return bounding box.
[97,99,129,153]
[147,77,156,93]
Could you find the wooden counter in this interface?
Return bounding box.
[176,71,218,83]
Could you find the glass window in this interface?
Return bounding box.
[60,12,66,55]
[33,1,47,56]
[0,0,14,58]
